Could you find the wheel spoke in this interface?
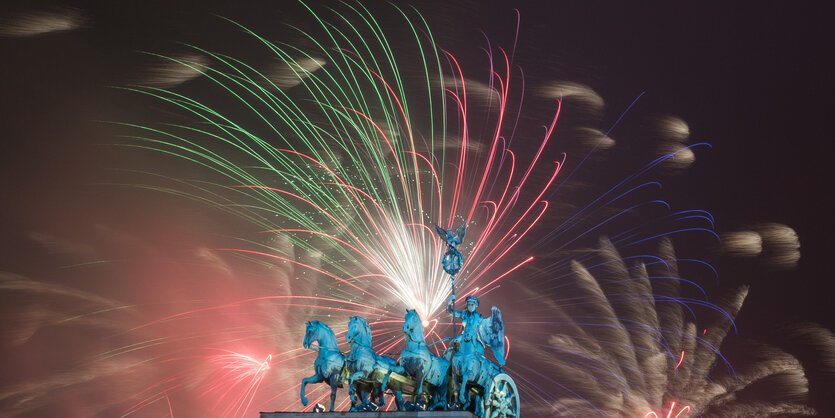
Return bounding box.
[484,373,518,418]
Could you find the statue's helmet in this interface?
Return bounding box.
[465,295,479,306]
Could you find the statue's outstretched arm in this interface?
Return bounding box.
[446,303,465,318]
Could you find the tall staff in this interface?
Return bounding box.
[435,223,466,338]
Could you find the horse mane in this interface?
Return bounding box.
[363,321,372,344]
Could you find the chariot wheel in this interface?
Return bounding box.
[482,373,519,418]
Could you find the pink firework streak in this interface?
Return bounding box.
[645,401,692,418]
[4,3,800,418]
[128,36,560,413]
[200,351,272,417]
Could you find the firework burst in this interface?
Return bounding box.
[0,1,831,417]
[115,4,562,327]
[511,238,820,416]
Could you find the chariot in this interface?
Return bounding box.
[350,365,520,417]
[299,223,519,417]
[301,312,519,417]
[378,360,520,418]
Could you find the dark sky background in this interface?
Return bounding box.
[501,1,835,333]
[5,1,829,323]
[498,2,835,335]
[0,0,833,413]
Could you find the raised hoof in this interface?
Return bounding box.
[301,397,309,406]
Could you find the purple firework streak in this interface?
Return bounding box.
[0,1,832,417]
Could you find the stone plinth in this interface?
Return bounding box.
[260,412,476,418]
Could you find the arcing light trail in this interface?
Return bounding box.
[119,4,564,332]
[0,1,826,417]
[645,401,691,418]
[110,3,563,412]
[106,1,817,415]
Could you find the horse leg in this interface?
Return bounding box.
[432,374,448,411]
[360,388,371,406]
[381,370,390,396]
[373,386,384,407]
[473,392,483,417]
[449,368,459,408]
[374,385,385,406]
[414,369,425,408]
[328,374,339,412]
[300,373,323,406]
[347,371,364,408]
[394,390,405,411]
[459,370,471,408]
[379,369,392,405]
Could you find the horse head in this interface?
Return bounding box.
[403,309,424,343]
[346,316,358,343]
[303,321,314,349]
[304,320,339,352]
[346,316,371,345]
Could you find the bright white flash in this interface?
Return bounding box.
[369,217,450,323]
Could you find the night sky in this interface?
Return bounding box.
[1,0,833,415]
